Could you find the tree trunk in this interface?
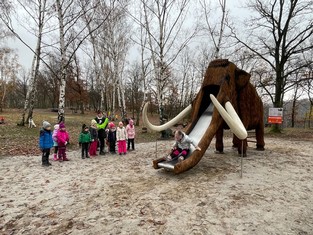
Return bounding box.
[56,0,67,123]
[19,0,46,126]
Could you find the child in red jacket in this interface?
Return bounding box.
[56,122,70,161]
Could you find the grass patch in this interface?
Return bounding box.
[0,109,312,157]
[0,109,162,157]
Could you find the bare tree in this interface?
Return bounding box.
[0,0,51,124]
[23,0,52,125]
[231,0,313,131]
[102,0,130,119]
[289,72,305,127]
[139,0,197,128]
[199,0,228,59]
[0,48,20,112]
[303,69,313,128]
[54,0,110,123]
[0,0,14,42]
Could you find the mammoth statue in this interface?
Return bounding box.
[143,59,265,174]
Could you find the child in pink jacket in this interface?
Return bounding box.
[56,122,70,161]
[126,119,135,151]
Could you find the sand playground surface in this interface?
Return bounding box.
[0,136,313,234]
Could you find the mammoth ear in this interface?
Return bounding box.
[235,69,251,88]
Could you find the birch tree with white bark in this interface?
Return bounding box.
[54,0,107,123]
[0,0,54,125]
[23,0,52,125]
[139,0,197,127]
[96,0,130,118]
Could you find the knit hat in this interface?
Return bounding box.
[91,119,97,125]
[43,121,51,129]
[109,122,115,128]
[59,123,65,129]
[82,123,89,131]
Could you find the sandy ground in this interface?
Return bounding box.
[0,136,313,235]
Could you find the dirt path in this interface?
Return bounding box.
[1,137,312,234]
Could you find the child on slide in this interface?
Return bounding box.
[166,130,201,163]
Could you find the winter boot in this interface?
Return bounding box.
[42,155,50,166]
[58,155,63,161]
[63,153,69,161]
[46,157,52,166]
[42,155,47,166]
[53,153,58,161]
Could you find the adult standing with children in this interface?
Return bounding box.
[94,111,109,155]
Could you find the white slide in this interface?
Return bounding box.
[157,104,214,170]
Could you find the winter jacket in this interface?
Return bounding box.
[56,129,70,147]
[39,128,54,149]
[89,126,98,141]
[116,127,127,141]
[126,124,135,139]
[79,131,91,143]
[95,116,109,138]
[52,129,58,142]
[108,128,117,142]
[172,132,197,150]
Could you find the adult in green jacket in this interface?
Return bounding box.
[94,111,109,155]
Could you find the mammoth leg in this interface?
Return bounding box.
[255,124,265,151]
[215,126,224,153]
[232,135,240,148]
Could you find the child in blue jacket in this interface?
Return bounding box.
[39,121,54,166]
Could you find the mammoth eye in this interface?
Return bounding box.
[225,75,230,82]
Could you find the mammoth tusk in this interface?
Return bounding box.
[142,102,192,132]
[210,94,248,140]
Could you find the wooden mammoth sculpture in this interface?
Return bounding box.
[143,59,265,173]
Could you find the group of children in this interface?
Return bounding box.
[39,116,202,167]
[39,117,136,166]
[78,119,136,159]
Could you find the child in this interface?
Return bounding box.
[116,121,127,155]
[126,119,135,151]
[79,124,91,159]
[39,121,54,166]
[52,124,59,161]
[56,122,70,161]
[89,119,98,157]
[107,122,117,154]
[166,130,201,162]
